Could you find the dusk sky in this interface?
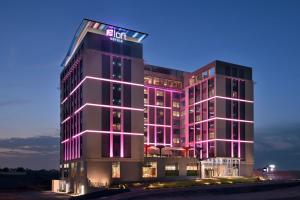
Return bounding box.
[0,0,299,170]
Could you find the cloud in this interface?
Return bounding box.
[0,136,59,169]
[254,122,300,170]
[0,99,30,107]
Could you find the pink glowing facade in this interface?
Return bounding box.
[59,19,254,194]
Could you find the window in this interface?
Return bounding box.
[112,84,121,106]
[113,110,121,131]
[186,164,198,171]
[112,162,120,178]
[112,57,121,80]
[165,165,176,171]
[143,162,157,178]
[173,137,180,144]
[173,101,180,108]
[173,111,180,117]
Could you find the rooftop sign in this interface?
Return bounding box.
[62,19,148,67]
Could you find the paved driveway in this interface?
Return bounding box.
[0,190,69,200]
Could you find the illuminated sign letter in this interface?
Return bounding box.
[106,28,127,42]
[106,29,114,37]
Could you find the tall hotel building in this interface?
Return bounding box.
[59,19,254,194]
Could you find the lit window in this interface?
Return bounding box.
[186,164,198,171]
[172,101,180,108]
[156,101,164,106]
[153,78,159,85]
[165,165,176,171]
[144,77,153,85]
[156,91,164,97]
[173,137,180,144]
[143,162,157,178]
[173,111,180,117]
[112,162,120,178]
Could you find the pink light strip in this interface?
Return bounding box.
[194,96,253,106]
[72,130,144,139]
[196,139,253,144]
[61,116,70,124]
[145,105,171,109]
[61,103,144,124]
[146,142,172,146]
[195,117,254,124]
[75,103,144,114]
[215,96,253,103]
[61,138,69,144]
[61,76,144,104]
[144,124,172,128]
[144,85,182,93]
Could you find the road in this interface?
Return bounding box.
[108,181,300,200]
[0,190,69,200]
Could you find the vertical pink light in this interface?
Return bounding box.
[238,80,241,158]
[147,88,150,145]
[64,143,66,161]
[170,92,173,148]
[120,109,124,158]
[78,112,80,159]
[163,91,166,146]
[185,89,189,147]
[120,63,124,158]
[206,81,209,159]
[110,63,113,158]
[231,79,234,158]
[193,86,196,157]
[154,88,157,146]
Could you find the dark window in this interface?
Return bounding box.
[123,45,131,57]
[149,107,155,124]
[240,102,245,120]
[240,122,245,140]
[157,127,164,143]
[101,108,110,131]
[149,126,155,143]
[112,42,121,54]
[124,135,131,158]
[102,134,110,157]
[165,92,171,107]
[113,135,120,157]
[123,85,131,107]
[189,126,194,142]
[239,68,244,79]
[149,89,155,105]
[123,59,131,82]
[240,81,245,99]
[124,110,131,132]
[225,78,231,97]
[166,128,171,144]
[232,67,238,77]
[233,101,238,119]
[101,40,110,52]
[165,109,171,125]
[226,121,231,139]
[225,66,231,76]
[102,82,110,105]
[233,122,238,140]
[102,55,110,79]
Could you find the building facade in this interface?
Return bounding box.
[59,19,254,194]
